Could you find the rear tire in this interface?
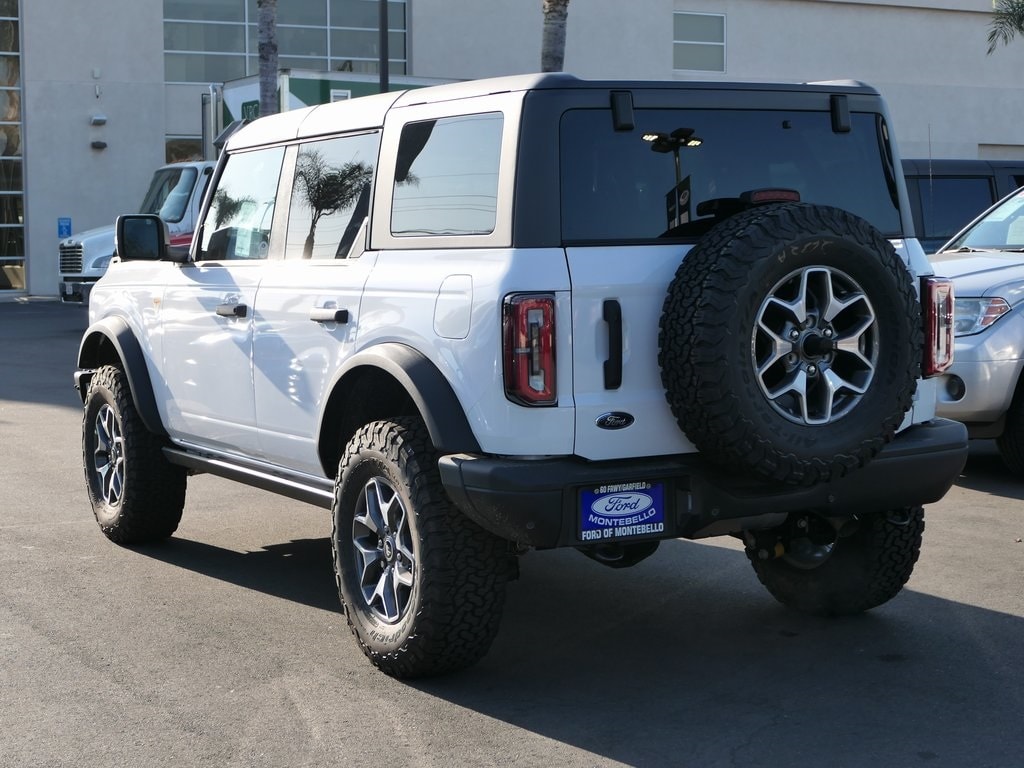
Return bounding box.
[747,507,924,616]
[332,418,510,678]
[82,365,186,544]
[996,388,1024,475]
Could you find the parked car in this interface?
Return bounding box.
[76,73,966,678]
[903,159,1024,253]
[58,160,215,304]
[931,186,1024,473]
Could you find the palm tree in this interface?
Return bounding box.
[988,0,1024,54]
[257,0,279,116]
[541,0,571,72]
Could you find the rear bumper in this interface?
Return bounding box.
[439,418,968,548]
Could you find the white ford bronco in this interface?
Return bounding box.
[75,74,967,678]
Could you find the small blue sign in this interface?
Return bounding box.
[579,481,666,542]
[58,217,72,238]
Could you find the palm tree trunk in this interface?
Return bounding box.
[257,0,279,116]
[541,0,571,72]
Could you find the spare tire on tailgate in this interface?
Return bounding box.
[658,202,922,486]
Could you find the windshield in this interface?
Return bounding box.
[560,108,902,242]
[138,167,199,223]
[946,188,1024,251]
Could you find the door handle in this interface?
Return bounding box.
[309,308,350,324]
[603,299,622,390]
[216,302,247,318]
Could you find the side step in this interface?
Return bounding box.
[163,447,335,509]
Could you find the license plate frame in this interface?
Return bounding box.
[578,480,667,543]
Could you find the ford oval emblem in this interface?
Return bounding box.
[595,412,634,430]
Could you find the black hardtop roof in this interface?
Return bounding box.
[227,72,883,150]
[388,72,881,107]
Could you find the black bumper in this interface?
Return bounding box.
[438,418,968,548]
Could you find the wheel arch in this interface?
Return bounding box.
[76,317,168,437]
[317,343,481,477]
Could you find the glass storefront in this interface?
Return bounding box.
[0,0,22,291]
[164,0,407,84]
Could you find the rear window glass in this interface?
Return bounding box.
[560,108,901,242]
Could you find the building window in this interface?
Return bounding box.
[0,0,22,291]
[673,12,725,73]
[164,0,407,85]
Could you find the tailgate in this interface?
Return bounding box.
[566,244,698,460]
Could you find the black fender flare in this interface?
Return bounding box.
[329,343,481,455]
[76,316,167,437]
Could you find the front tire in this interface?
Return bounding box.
[746,507,924,616]
[82,365,186,544]
[332,418,510,678]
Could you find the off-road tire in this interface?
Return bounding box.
[748,507,924,616]
[332,418,510,679]
[82,365,186,544]
[659,202,921,486]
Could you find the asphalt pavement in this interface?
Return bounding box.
[1,298,1022,768]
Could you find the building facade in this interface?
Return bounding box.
[5,0,1023,297]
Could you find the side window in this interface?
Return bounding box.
[199,146,284,261]
[391,112,502,237]
[920,177,994,246]
[286,131,379,259]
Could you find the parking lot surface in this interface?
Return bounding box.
[1,300,1022,768]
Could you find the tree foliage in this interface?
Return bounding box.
[988,0,1024,54]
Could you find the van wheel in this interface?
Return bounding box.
[82,365,186,544]
[659,203,921,486]
[746,508,924,616]
[332,418,510,678]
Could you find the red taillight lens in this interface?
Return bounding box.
[503,294,557,406]
[923,277,954,377]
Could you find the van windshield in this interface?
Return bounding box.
[138,167,199,223]
[560,108,902,242]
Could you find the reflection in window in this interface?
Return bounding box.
[560,108,902,242]
[0,8,21,290]
[199,147,284,261]
[391,113,502,237]
[286,132,378,259]
[164,0,407,84]
[139,166,199,222]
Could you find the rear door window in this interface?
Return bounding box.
[391,112,503,237]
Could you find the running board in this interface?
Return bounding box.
[163,447,335,509]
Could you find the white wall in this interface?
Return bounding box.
[409,0,1024,160]
[23,0,165,295]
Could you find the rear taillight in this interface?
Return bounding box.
[923,277,954,377]
[503,294,557,406]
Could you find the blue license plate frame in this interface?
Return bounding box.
[578,481,667,543]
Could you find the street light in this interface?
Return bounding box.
[643,127,703,187]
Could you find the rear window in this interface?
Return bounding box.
[560,108,901,242]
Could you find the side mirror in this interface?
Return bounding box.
[115,214,188,263]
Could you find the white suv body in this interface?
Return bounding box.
[76,74,967,678]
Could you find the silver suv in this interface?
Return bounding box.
[75,74,967,678]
